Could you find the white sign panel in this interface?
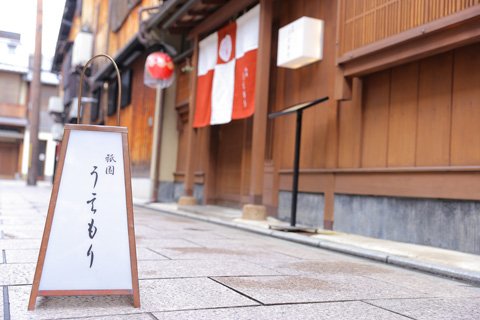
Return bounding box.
[39,129,132,290]
[277,17,324,69]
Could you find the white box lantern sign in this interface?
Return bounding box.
[28,55,140,311]
[277,17,324,69]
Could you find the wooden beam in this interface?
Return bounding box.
[248,0,273,205]
[278,169,480,201]
[189,0,258,38]
[183,36,200,197]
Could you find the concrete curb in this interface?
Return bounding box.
[135,202,480,285]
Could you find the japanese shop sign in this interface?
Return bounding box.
[28,55,139,311]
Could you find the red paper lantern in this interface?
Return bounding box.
[146,52,174,80]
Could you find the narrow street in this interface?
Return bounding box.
[1,179,480,320]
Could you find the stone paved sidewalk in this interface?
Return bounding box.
[1,179,480,319]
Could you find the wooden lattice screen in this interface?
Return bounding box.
[338,0,480,56]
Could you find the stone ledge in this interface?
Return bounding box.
[242,204,266,221]
[177,196,196,206]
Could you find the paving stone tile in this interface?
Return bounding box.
[11,278,257,319]
[0,217,46,226]
[363,271,480,298]
[0,239,41,250]
[213,274,427,304]
[366,297,480,320]
[136,247,168,261]
[135,238,201,249]
[153,301,407,320]
[136,228,228,241]
[0,225,44,239]
[0,287,3,318]
[62,313,154,319]
[150,246,301,263]
[138,259,279,279]
[139,278,257,311]
[0,263,35,285]
[256,259,401,277]
[69,314,155,320]
[267,242,359,261]
[5,249,39,263]
[186,238,274,249]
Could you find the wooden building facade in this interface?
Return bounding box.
[170,0,480,254]
[53,0,480,254]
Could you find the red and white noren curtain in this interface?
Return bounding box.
[193,4,260,128]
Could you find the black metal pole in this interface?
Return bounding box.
[291,109,303,226]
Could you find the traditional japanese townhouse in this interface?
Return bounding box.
[52,0,174,198]
[148,0,480,255]
[0,31,58,180]
[53,0,480,255]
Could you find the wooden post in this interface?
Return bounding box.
[242,0,273,219]
[178,36,199,206]
[352,77,363,167]
[27,0,43,186]
[323,173,335,230]
[149,88,165,202]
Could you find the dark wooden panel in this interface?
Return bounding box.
[416,52,453,166]
[0,103,26,118]
[0,72,22,105]
[451,43,480,165]
[0,142,19,177]
[214,120,245,198]
[105,56,155,171]
[272,0,338,170]
[387,62,418,166]
[175,64,191,106]
[361,70,390,167]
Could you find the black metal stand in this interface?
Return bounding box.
[267,96,329,233]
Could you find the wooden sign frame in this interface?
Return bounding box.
[28,55,140,310]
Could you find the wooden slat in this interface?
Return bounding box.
[415,52,453,166]
[338,78,362,168]
[450,43,480,165]
[361,70,390,167]
[387,62,418,167]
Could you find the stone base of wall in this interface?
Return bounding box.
[334,194,480,255]
[277,191,480,254]
[278,191,324,228]
[157,181,175,202]
[172,182,204,204]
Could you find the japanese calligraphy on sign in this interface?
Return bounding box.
[84,154,117,268]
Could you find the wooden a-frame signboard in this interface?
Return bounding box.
[28,55,140,310]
